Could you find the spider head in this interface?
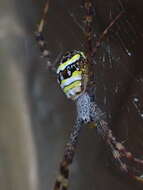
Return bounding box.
[57,50,88,100]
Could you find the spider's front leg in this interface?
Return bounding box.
[35,1,56,71]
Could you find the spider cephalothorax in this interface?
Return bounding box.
[57,50,88,100]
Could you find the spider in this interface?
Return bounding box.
[35,0,143,189]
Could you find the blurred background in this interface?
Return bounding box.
[1,0,143,190]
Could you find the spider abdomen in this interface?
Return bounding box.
[57,50,88,100]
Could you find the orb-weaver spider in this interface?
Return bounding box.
[35,0,143,189]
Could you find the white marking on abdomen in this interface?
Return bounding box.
[61,75,82,88]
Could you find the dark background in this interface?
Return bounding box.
[1,0,143,190]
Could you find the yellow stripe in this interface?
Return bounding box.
[72,70,82,77]
[58,54,80,72]
[62,178,69,187]
[64,81,81,93]
[80,52,86,59]
[135,176,143,182]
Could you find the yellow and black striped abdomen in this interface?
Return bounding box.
[57,50,88,100]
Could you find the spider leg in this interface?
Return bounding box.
[83,0,95,59]
[35,1,56,72]
[109,1,142,57]
[53,119,83,190]
[91,10,124,56]
[96,119,143,181]
[87,97,143,177]
[112,14,140,56]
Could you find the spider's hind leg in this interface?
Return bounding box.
[97,120,143,182]
[53,119,83,190]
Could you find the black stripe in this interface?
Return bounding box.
[60,165,69,179]
[64,59,81,69]
[62,186,68,190]
[54,180,61,189]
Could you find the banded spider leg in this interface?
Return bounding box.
[91,10,124,57]
[112,0,142,56]
[53,119,82,190]
[35,1,56,72]
[96,119,143,181]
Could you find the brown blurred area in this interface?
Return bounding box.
[1,0,143,190]
[0,1,39,190]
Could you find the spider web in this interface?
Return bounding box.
[91,0,143,168]
[59,0,143,182]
